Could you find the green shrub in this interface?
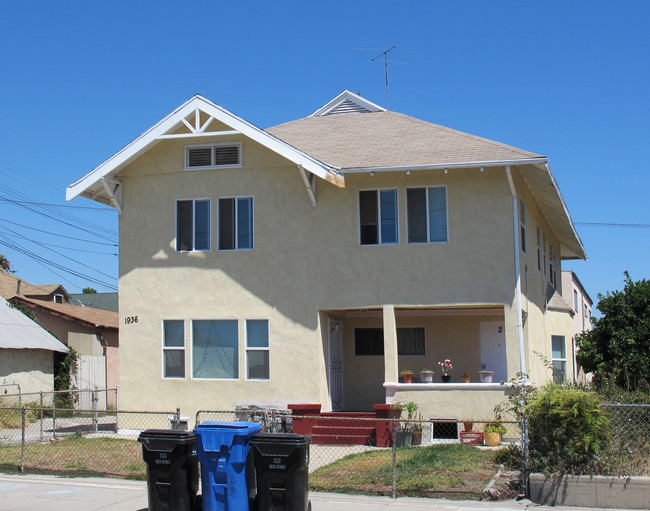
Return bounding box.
[527,384,609,474]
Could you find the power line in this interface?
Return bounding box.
[0,199,112,210]
[0,218,118,246]
[0,227,117,256]
[575,222,650,229]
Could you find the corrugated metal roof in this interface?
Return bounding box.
[0,298,68,352]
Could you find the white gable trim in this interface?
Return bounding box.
[66,95,344,203]
[310,90,386,117]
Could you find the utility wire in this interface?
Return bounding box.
[0,226,117,256]
[0,218,118,246]
[575,222,650,229]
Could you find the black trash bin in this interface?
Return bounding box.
[138,429,199,511]
[250,433,311,511]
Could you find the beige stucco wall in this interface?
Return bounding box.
[115,130,576,418]
[0,349,54,396]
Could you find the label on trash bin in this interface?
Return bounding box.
[155,459,171,465]
[269,463,286,470]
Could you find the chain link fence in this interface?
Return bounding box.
[0,388,118,411]
[601,403,650,476]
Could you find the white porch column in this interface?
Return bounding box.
[383,305,399,383]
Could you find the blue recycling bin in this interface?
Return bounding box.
[194,421,262,511]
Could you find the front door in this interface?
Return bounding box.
[328,317,344,411]
[480,321,507,383]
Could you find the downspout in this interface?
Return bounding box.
[505,166,527,378]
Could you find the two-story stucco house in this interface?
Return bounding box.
[66,91,586,421]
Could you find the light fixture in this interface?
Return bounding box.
[444,168,449,174]
[480,166,485,172]
[370,171,374,176]
[406,170,411,175]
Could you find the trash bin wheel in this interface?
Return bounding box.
[307,500,312,511]
[194,493,202,511]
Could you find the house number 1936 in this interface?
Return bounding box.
[124,316,138,325]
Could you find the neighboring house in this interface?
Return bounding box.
[561,270,593,384]
[0,298,68,395]
[9,296,119,391]
[69,292,119,312]
[66,91,586,421]
[0,270,70,303]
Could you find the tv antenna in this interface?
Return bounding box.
[353,44,407,110]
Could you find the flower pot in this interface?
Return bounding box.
[441,374,451,383]
[394,428,412,447]
[463,421,473,432]
[402,373,413,384]
[462,376,471,383]
[411,429,422,445]
[478,371,494,383]
[420,372,434,383]
[484,431,502,446]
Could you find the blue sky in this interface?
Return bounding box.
[0,0,648,307]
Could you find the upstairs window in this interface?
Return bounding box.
[186,143,241,169]
[359,189,398,245]
[176,199,210,252]
[219,197,254,250]
[407,186,448,243]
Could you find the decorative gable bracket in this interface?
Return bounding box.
[157,108,241,140]
[298,165,317,207]
[100,177,123,214]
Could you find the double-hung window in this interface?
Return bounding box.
[551,335,567,383]
[176,199,210,251]
[219,197,254,250]
[163,320,185,378]
[407,186,448,243]
[246,320,270,380]
[192,320,238,379]
[359,189,398,245]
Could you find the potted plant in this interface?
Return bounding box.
[396,401,421,446]
[484,421,507,446]
[437,359,453,382]
[461,370,471,383]
[411,413,424,445]
[401,369,414,384]
[419,368,434,383]
[478,370,494,383]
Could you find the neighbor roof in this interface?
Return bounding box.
[69,292,118,312]
[0,271,68,301]
[0,298,68,352]
[11,296,119,330]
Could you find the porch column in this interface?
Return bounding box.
[383,305,399,383]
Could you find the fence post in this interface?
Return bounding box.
[39,392,43,442]
[522,415,529,497]
[92,390,99,432]
[21,407,26,473]
[115,386,119,433]
[392,417,397,499]
[52,398,56,440]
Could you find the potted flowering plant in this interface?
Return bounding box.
[437,359,453,382]
[461,370,471,383]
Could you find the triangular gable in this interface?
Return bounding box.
[310,90,385,117]
[66,95,345,207]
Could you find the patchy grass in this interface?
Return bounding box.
[310,444,501,499]
[0,436,146,480]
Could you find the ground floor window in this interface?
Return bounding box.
[354,327,425,356]
[192,320,239,379]
[551,335,567,383]
[163,320,185,378]
[246,319,270,380]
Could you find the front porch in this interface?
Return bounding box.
[322,305,518,418]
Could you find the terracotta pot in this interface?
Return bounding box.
[463,421,473,432]
[462,376,471,383]
[411,429,422,445]
[402,373,413,383]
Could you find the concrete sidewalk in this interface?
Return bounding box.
[0,474,633,511]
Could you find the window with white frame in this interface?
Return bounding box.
[551,335,567,383]
[407,186,448,243]
[359,189,398,245]
[219,197,254,250]
[192,320,238,379]
[163,320,185,378]
[176,199,210,252]
[246,319,269,380]
[520,200,527,253]
[186,142,241,169]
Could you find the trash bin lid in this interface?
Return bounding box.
[250,433,311,445]
[194,421,261,433]
[137,429,196,451]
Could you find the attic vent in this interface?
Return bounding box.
[323,99,373,116]
[186,143,241,169]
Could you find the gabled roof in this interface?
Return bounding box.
[0,298,68,352]
[66,95,344,206]
[11,296,119,330]
[0,271,69,301]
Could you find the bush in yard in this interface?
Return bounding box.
[526,384,609,474]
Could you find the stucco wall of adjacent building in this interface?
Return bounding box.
[0,349,54,396]
[114,132,572,416]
